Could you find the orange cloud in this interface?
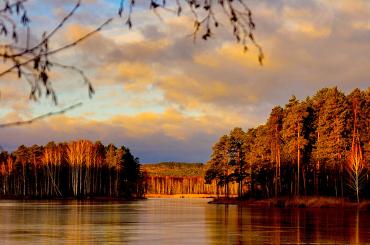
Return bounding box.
[353,21,370,30]
[281,5,332,39]
[67,24,92,41]
[285,21,331,38]
[218,43,269,67]
[99,62,155,91]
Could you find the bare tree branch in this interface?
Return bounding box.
[0,18,113,77]
[0,0,112,105]
[119,0,264,64]
[0,102,82,128]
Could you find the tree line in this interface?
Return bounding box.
[141,162,238,196]
[0,140,144,199]
[142,162,205,177]
[205,87,369,202]
[144,175,238,196]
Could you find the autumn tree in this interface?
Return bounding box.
[347,129,365,203]
[282,96,309,196]
[28,144,42,196]
[92,141,105,195]
[66,140,90,196]
[310,88,349,197]
[14,145,29,196]
[347,88,369,202]
[42,141,64,196]
[347,89,369,166]
[0,151,12,195]
[1,140,144,199]
[205,135,231,197]
[267,106,284,197]
[105,144,118,196]
[250,125,274,198]
[228,127,246,197]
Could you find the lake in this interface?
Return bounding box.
[0,198,369,244]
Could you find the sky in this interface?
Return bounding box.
[0,0,369,163]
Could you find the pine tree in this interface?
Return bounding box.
[243,128,257,197]
[205,135,231,197]
[118,146,141,198]
[252,125,274,198]
[28,144,43,197]
[311,88,348,197]
[14,145,29,196]
[267,106,284,197]
[228,127,246,197]
[282,96,309,196]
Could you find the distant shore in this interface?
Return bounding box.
[208,197,370,209]
[0,195,145,201]
[145,194,232,198]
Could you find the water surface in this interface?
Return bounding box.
[0,198,369,244]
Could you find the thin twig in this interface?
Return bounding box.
[0,102,82,128]
[0,18,113,78]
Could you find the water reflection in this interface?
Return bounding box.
[206,203,370,244]
[0,199,369,244]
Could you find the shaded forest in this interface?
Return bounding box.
[144,176,237,196]
[206,87,369,202]
[142,162,205,177]
[0,140,144,199]
[142,162,238,196]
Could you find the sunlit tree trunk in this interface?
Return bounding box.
[297,124,301,196]
[315,131,320,196]
[348,130,364,203]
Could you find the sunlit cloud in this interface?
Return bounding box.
[0,109,245,162]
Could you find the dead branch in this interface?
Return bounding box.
[0,102,82,128]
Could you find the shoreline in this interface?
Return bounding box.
[2,195,369,210]
[208,196,370,209]
[145,194,229,198]
[0,195,145,201]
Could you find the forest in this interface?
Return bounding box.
[205,87,369,202]
[142,162,205,177]
[142,162,238,196]
[0,140,144,199]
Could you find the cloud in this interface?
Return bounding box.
[352,21,370,31]
[0,108,243,162]
[285,22,331,38]
[98,62,156,91]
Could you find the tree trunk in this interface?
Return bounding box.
[297,124,300,196]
